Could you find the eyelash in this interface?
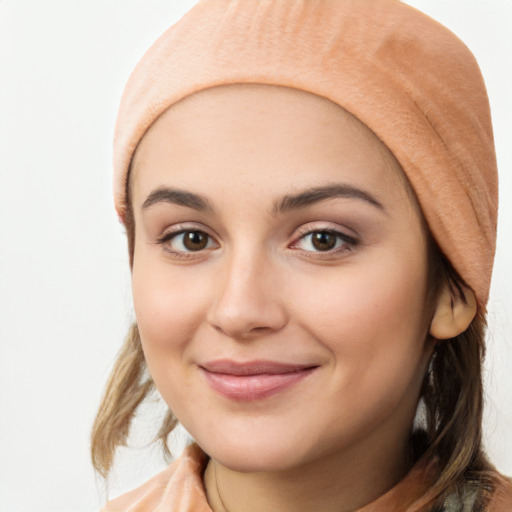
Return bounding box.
[156,225,359,258]
[290,226,359,256]
[156,227,218,258]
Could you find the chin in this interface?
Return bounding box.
[194,427,310,473]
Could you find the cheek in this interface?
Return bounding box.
[308,242,428,333]
[294,249,430,391]
[310,269,429,443]
[131,253,209,367]
[131,259,214,417]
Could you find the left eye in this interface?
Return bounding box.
[295,230,353,252]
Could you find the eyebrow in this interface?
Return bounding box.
[142,187,213,212]
[141,183,384,215]
[272,184,385,215]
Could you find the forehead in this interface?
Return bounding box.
[130,84,418,212]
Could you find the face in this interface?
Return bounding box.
[130,84,434,473]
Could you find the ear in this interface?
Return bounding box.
[429,282,477,340]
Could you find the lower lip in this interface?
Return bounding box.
[201,368,317,401]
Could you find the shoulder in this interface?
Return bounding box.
[100,444,211,512]
[444,471,512,511]
[487,472,512,512]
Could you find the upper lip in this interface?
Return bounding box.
[200,359,318,376]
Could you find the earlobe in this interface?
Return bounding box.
[429,282,477,340]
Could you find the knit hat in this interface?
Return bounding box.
[113,0,498,306]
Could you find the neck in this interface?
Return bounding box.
[204,432,411,512]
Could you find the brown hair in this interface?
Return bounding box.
[91,179,497,509]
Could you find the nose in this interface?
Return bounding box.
[207,249,288,340]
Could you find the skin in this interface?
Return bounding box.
[130,84,440,511]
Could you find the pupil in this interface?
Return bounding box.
[312,231,336,251]
[184,231,207,251]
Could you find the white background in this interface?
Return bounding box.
[0,1,511,511]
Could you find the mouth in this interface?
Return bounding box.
[199,360,319,401]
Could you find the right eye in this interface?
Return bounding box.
[158,229,217,254]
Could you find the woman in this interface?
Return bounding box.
[91,0,512,510]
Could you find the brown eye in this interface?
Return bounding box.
[294,229,357,254]
[160,229,216,253]
[182,231,209,251]
[311,231,338,251]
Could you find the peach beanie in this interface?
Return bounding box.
[113,0,498,306]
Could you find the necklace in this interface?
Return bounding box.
[214,462,231,512]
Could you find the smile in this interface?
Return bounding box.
[199,360,319,401]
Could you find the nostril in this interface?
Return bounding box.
[212,322,274,340]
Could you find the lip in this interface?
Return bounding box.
[199,360,319,401]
